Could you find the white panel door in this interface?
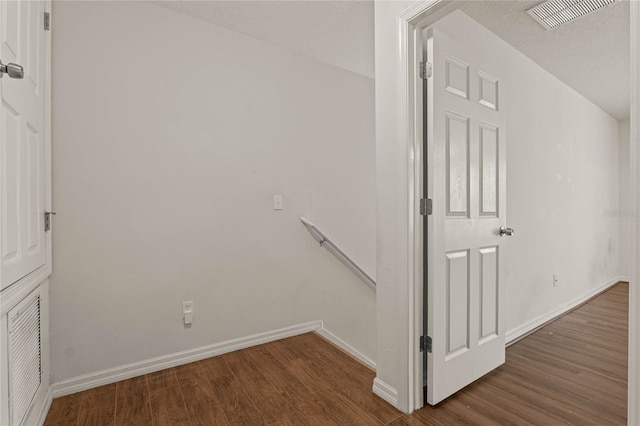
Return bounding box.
[425,27,508,405]
[1,0,47,289]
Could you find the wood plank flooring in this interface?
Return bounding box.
[45,282,628,426]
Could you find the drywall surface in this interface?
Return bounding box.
[374,4,619,410]
[154,0,375,79]
[51,1,376,382]
[620,119,631,279]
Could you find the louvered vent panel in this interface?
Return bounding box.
[527,0,617,30]
[8,293,41,426]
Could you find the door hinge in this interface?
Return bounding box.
[44,12,50,31]
[420,335,432,353]
[420,198,432,216]
[419,61,432,80]
[44,212,56,232]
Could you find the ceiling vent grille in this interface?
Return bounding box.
[527,0,617,30]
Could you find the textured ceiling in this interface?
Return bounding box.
[457,0,630,120]
[152,0,629,120]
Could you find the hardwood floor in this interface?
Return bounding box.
[45,282,628,426]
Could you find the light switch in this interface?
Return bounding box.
[273,195,283,210]
[183,301,193,325]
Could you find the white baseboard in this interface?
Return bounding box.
[51,320,322,398]
[505,276,622,345]
[372,377,399,408]
[34,386,53,426]
[19,383,53,426]
[620,275,631,282]
[317,324,376,369]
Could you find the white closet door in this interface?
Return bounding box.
[425,27,509,405]
[1,0,47,289]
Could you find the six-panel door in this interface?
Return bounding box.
[426,27,507,405]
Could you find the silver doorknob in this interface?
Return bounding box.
[499,227,514,237]
[0,60,24,79]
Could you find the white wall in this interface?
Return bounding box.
[51,1,376,382]
[619,118,631,279]
[374,3,620,411]
[154,1,375,80]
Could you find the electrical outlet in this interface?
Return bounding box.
[553,274,559,287]
[182,301,193,325]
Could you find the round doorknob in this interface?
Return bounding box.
[499,226,514,237]
[0,60,24,79]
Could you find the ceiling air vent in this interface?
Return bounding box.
[527,0,617,30]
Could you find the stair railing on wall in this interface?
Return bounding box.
[300,217,376,289]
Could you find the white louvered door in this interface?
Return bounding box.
[7,290,41,425]
[425,27,508,405]
[1,0,48,290]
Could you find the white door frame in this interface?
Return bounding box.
[393,0,640,422]
[628,1,639,424]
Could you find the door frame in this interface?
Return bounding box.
[393,0,640,421]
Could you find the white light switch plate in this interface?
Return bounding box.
[273,195,283,210]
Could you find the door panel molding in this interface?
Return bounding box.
[444,111,470,217]
[479,123,498,217]
[479,245,498,341]
[445,249,470,357]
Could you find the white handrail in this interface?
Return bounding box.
[300,217,376,289]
